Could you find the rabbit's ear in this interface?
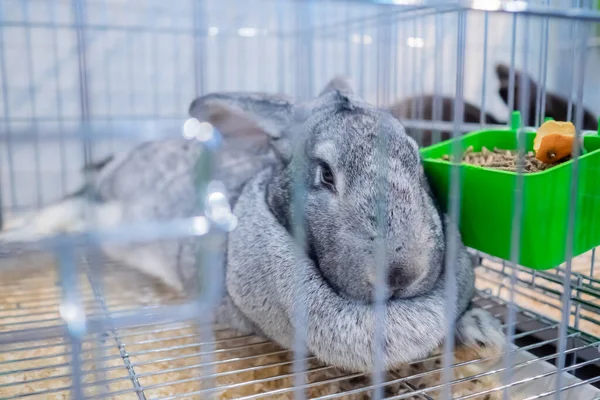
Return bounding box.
[319,75,356,96]
[189,92,294,144]
[496,63,514,106]
[495,63,538,106]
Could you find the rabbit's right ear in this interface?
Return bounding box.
[319,75,356,96]
[189,92,294,148]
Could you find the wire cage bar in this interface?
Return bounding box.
[0,0,599,399]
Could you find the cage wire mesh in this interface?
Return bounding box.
[0,0,599,399]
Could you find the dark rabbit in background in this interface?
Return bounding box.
[495,63,598,131]
[0,76,504,373]
[388,63,598,148]
[388,95,503,146]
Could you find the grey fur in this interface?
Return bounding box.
[227,169,478,371]
[0,77,503,373]
[264,89,445,301]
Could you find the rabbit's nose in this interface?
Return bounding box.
[386,263,420,293]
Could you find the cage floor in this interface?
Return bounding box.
[0,251,598,399]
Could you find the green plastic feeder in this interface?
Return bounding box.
[420,112,600,270]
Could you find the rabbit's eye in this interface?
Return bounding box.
[319,163,335,190]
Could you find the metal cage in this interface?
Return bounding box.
[0,0,599,399]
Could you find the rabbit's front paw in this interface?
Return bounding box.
[455,307,505,361]
[453,308,505,400]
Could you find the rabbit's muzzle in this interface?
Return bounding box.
[387,262,422,295]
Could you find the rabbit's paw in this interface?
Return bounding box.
[452,362,504,400]
[453,382,503,400]
[455,307,505,361]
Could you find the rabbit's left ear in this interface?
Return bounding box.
[189,92,294,149]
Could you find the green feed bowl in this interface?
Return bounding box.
[420,115,600,270]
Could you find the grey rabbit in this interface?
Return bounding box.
[0,76,503,373]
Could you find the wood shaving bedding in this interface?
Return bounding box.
[0,250,596,399]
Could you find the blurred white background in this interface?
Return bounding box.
[1,0,598,212]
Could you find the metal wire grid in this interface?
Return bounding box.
[0,252,598,399]
[0,0,600,399]
[476,252,600,336]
